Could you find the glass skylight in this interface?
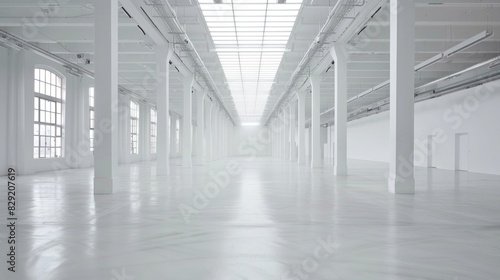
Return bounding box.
[199,0,303,123]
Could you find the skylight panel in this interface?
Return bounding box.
[200,0,302,123]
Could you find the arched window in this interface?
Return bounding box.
[130,101,139,154]
[150,108,157,154]
[34,68,64,158]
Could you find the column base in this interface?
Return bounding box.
[311,159,323,169]
[334,164,347,176]
[94,177,115,195]
[388,174,415,194]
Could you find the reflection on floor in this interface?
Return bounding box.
[1,158,500,279]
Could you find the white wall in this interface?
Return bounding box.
[233,125,271,157]
[346,79,500,175]
[0,47,158,175]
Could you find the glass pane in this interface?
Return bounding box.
[56,127,61,136]
[34,124,39,135]
[34,110,38,122]
[51,113,55,124]
[35,69,40,80]
[40,69,45,82]
[56,137,61,147]
[57,77,61,87]
[56,148,61,157]
[51,126,55,136]
[34,97,39,109]
[56,87,61,99]
[50,149,55,158]
[40,82,45,95]
[51,85,55,97]
[34,136,39,146]
[34,148,39,158]
[34,81,39,93]
[56,114,61,125]
[40,112,45,123]
[56,103,61,113]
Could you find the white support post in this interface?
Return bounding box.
[290,101,297,161]
[170,114,177,158]
[212,105,218,160]
[283,106,290,160]
[207,101,214,161]
[331,44,348,176]
[155,44,173,175]
[310,75,322,168]
[182,75,194,167]
[196,91,206,165]
[93,0,118,194]
[388,0,416,194]
[297,91,306,165]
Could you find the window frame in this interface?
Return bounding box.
[33,67,64,159]
[150,108,157,154]
[130,101,139,155]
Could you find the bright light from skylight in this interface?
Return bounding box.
[199,0,303,123]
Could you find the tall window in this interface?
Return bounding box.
[130,101,139,154]
[150,109,157,154]
[34,68,63,158]
[89,87,95,152]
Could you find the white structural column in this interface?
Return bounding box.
[388,0,416,194]
[331,44,348,176]
[289,101,297,161]
[196,91,206,165]
[211,105,218,160]
[207,101,214,161]
[93,0,118,194]
[170,114,177,158]
[297,91,306,165]
[155,45,173,175]
[310,76,322,168]
[279,112,284,158]
[182,75,194,167]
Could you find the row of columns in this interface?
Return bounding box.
[93,0,233,194]
[269,0,416,194]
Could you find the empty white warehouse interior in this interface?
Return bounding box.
[1,0,500,278]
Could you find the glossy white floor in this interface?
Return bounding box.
[1,157,500,280]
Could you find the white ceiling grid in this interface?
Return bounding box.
[199,0,303,123]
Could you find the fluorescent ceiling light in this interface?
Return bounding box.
[200,0,303,122]
[415,53,444,72]
[489,58,500,69]
[444,30,492,57]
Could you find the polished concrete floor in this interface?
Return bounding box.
[1,157,500,280]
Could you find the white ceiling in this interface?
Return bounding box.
[0,0,499,125]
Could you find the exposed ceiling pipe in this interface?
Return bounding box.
[312,30,494,122]
[147,0,237,124]
[309,55,500,127]
[0,28,183,120]
[263,0,363,125]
